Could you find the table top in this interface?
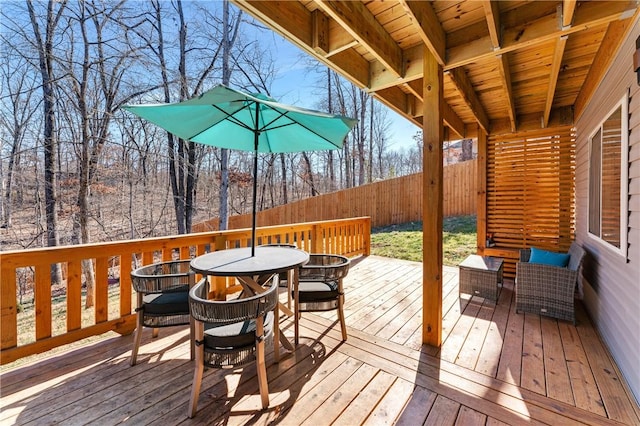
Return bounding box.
[190,246,310,276]
[459,254,503,272]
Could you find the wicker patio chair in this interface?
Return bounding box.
[515,242,586,324]
[295,254,350,342]
[130,260,195,366]
[188,276,279,417]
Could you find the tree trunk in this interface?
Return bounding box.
[327,69,336,191]
[28,0,63,285]
[280,153,288,204]
[461,138,473,161]
[219,1,231,230]
[302,152,318,197]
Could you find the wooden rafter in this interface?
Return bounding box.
[496,54,516,132]
[234,0,370,89]
[445,67,489,133]
[311,10,329,55]
[407,89,466,139]
[482,1,516,132]
[233,0,637,143]
[399,0,446,66]
[543,36,568,128]
[314,0,403,78]
[563,0,577,27]
[443,103,466,139]
[446,1,636,69]
[574,12,639,120]
[370,45,422,92]
[482,0,501,49]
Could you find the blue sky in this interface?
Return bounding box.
[260,33,420,152]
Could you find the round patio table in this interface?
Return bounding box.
[190,246,309,359]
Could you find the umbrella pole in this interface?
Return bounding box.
[251,147,258,257]
[251,103,260,257]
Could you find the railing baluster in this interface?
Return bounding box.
[0,218,370,364]
[95,257,109,323]
[67,260,82,331]
[34,264,51,341]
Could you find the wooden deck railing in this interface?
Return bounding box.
[0,217,370,365]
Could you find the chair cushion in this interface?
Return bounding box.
[297,280,340,302]
[203,312,273,350]
[529,247,570,267]
[143,291,189,315]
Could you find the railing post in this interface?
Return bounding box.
[311,223,323,254]
[1,259,18,352]
[364,217,371,256]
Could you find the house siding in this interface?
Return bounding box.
[575,16,640,404]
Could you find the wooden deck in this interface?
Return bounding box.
[1,255,639,425]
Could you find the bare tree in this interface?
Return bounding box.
[56,0,143,306]
[217,0,243,231]
[0,54,39,228]
[27,0,67,285]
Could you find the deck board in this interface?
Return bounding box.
[1,255,638,425]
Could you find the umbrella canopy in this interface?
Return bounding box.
[124,84,357,255]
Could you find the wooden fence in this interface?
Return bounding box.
[0,217,370,364]
[194,159,477,232]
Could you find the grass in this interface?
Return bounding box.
[370,215,477,266]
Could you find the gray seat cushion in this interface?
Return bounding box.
[203,312,274,350]
[297,280,340,302]
[143,291,189,315]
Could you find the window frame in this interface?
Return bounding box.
[587,92,629,258]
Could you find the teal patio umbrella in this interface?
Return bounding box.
[124,84,357,256]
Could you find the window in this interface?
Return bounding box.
[588,94,629,255]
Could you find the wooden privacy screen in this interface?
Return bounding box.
[485,126,576,277]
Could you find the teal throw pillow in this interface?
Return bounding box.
[529,247,570,267]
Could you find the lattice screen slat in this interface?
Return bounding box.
[487,126,576,256]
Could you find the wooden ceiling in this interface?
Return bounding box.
[232,0,639,140]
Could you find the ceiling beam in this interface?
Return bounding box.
[372,1,637,89]
[403,80,422,101]
[234,0,312,46]
[372,81,465,139]
[314,0,403,78]
[496,54,516,132]
[563,0,577,27]
[399,0,446,66]
[234,0,370,89]
[446,0,637,70]
[372,86,413,121]
[543,35,568,128]
[574,12,638,121]
[483,1,515,132]
[443,103,466,139]
[482,0,501,49]
[370,45,422,92]
[311,10,330,55]
[445,67,489,132]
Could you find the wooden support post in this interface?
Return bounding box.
[422,46,443,347]
[477,127,488,255]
